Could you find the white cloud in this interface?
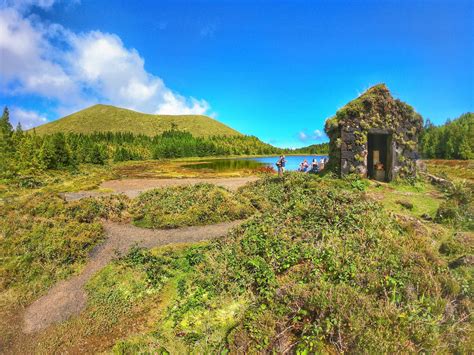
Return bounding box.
[298,131,308,141]
[0,3,212,126]
[200,23,217,38]
[297,128,327,143]
[0,7,81,102]
[3,0,58,11]
[156,91,210,115]
[313,129,324,139]
[10,107,48,129]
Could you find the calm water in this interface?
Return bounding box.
[183,155,328,172]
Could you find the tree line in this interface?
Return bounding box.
[1,107,290,178]
[419,112,473,160]
[291,142,329,154]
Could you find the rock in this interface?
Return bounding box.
[449,255,474,269]
[396,199,414,210]
[420,213,432,221]
[424,173,452,188]
[341,150,354,159]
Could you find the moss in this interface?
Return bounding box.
[324,84,423,179]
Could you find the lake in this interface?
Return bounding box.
[183,155,328,172]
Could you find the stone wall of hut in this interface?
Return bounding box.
[324,84,423,179]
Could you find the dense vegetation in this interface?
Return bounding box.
[1,164,472,352]
[105,174,472,353]
[131,184,255,228]
[419,112,474,159]
[31,104,242,137]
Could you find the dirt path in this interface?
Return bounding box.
[64,176,258,201]
[22,220,243,334]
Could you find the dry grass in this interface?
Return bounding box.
[425,159,474,183]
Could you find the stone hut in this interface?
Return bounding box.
[324,84,423,181]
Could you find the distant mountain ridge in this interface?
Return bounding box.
[32,104,242,137]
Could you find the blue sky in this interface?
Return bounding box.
[1,0,473,148]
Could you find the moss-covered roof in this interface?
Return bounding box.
[325,84,423,133]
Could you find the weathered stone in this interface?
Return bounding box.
[341,150,354,159]
[324,84,422,181]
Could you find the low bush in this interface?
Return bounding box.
[67,194,131,223]
[131,183,255,229]
[435,180,473,231]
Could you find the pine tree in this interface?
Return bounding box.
[39,133,72,169]
[88,144,106,164]
[15,133,42,173]
[12,122,24,147]
[0,107,13,136]
[0,106,15,176]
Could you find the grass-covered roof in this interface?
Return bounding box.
[325,84,423,133]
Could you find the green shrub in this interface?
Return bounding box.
[446,180,472,205]
[131,184,255,229]
[67,194,131,223]
[439,239,464,256]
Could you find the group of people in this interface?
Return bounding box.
[275,155,329,177]
[298,157,328,173]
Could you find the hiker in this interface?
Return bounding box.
[302,159,309,172]
[309,158,319,174]
[319,158,325,171]
[276,155,286,177]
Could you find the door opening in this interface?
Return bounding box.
[367,133,392,181]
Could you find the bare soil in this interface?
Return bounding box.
[64,176,258,201]
[22,220,243,334]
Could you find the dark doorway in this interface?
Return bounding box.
[367,133,392,181]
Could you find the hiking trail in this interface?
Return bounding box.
[22,220,243,334]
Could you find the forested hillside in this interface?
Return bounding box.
[0,107,282,179]
[419,113,473,159]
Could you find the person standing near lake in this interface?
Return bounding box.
[302,159,309,172]
[276,155,286,177]
[319,158,325,171]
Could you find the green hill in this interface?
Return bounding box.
[32,104,242,137]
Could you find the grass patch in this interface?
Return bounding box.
[367,180,442,219]
[0,193,105,301]
[32,104,242,138]
[131,183,255,229]
[425,159,474,183]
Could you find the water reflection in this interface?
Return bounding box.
[183,159,266,171]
